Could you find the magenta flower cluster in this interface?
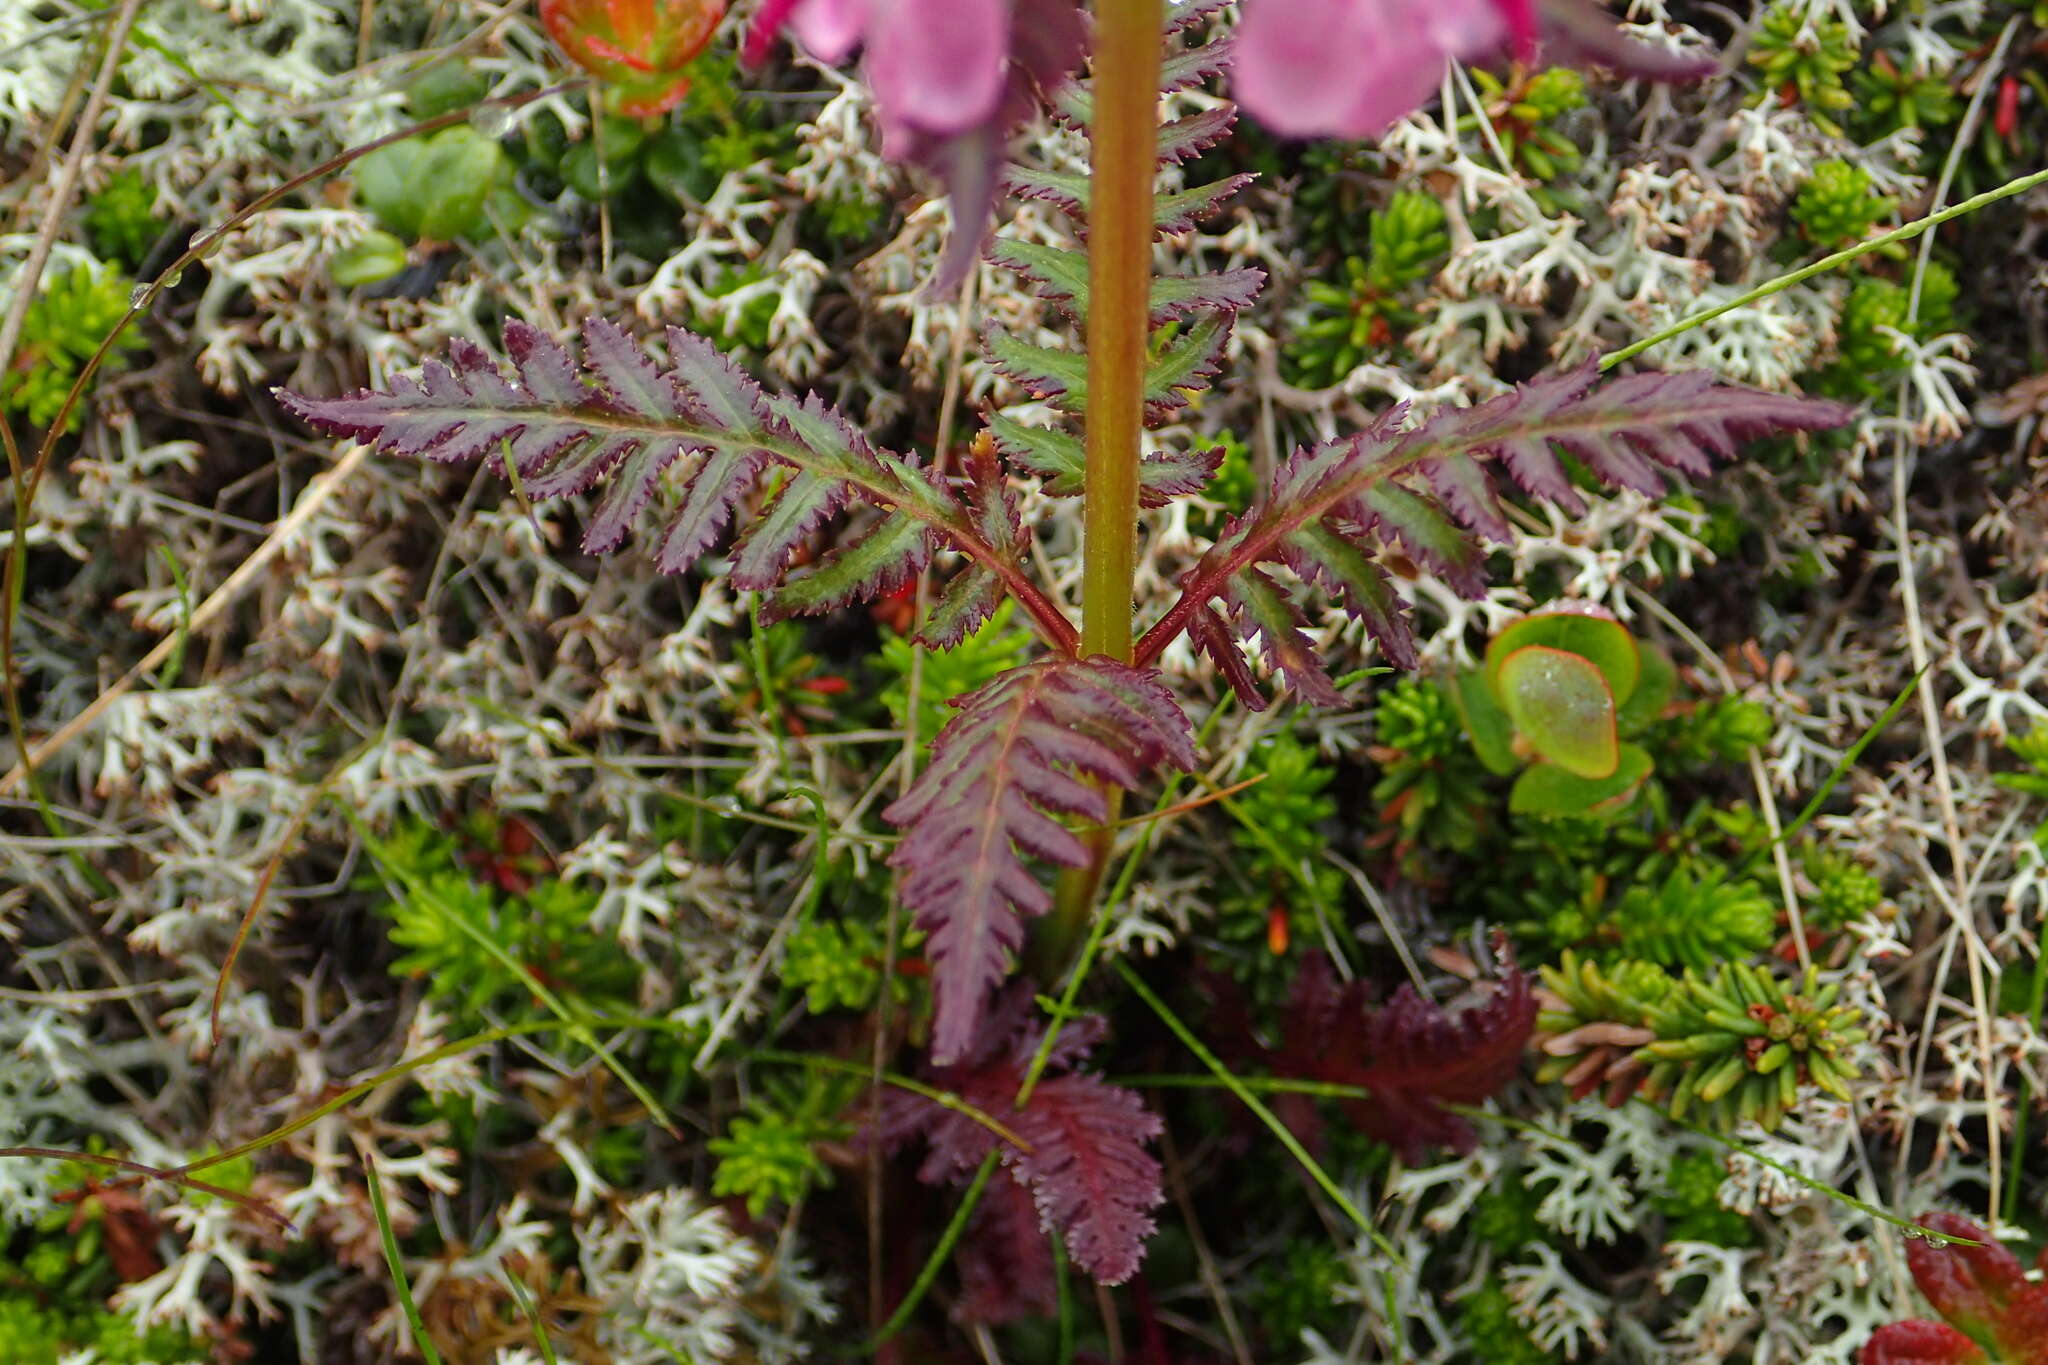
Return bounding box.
[749,0,1712,143]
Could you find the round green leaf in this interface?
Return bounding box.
[413,127,508,241]
[404,61,491,121]
[646,128,716,204]
[1452,667,1520,776]
[562,140,647,202]
[1615,643,1676,736]
[1485,612,1640,707]
[1510,744,1654,820]
[1497,644,1619,779]
[329,231,409,288]
[355,139,427,239]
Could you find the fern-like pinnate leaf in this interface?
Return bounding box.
[1139,362,1855,695]
[275,319,1061,649]
[882,657,1195,1063]
[988,414,1221,507]
[984,10,1256,498]
[880,986,1165,1287]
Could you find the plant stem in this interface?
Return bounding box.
[1079,0,1159,663]
[1037,0,1162,975]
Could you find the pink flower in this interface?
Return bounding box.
[748,0,1086,288]
[1234,0,1715,139]
[747,0,1079,157]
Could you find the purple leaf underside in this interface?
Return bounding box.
[882,658,1195,1064]
[1205,361,1854,701]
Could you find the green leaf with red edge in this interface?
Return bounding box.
[1496,645,1620,779]
[539,0,725,117]
[1484,612,1641,706]
[1861,1322,1989,1365]
[1510,743,1653,819]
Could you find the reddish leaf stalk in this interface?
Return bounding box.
[1041,0,1164,970]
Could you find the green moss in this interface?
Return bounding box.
[876,600,1034,751]
[1456,1281,1556,1365]
[360,817,638,1030]
[1653,1151,1754,1247]
[1790,160,1896,248]
[0,1298,206,1365]
[83,169,163,269]
[1285,190,1448,387]
[781,919,884,1013]
[1471,1179,1547,1254]
[0,264,147,431]
[1249,1240,1351,1344]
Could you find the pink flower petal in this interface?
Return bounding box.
[785,0,866,63]
[1236,0,1508,137]
[862,0,1010,137]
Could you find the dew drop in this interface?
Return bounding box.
[471,103,514,139]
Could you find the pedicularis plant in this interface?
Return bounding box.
[279,0,1851,1286]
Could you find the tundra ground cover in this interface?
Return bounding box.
[2,2,2047,1362]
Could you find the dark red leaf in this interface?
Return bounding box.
[880,985,1164,1292]
[1861,1321,1989,1365]
[955,1171,1058,1324]
[1909,1214,2026,1348]
[1236,952,1536,1163]
[1994,1288,2048,1365]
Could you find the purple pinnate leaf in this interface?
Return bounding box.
[1007,1073,1165,1283]
[956,1171,1059,1324]
[1223,564,1341,705]
[277,322,1025,630]
[989,414,1221,508]
[881,986,1165,1290]
[1189,603,1267,712]
[1142,360,1854,696]
[882,659,1195,1063]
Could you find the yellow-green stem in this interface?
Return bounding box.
[1036,0,1162,976]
